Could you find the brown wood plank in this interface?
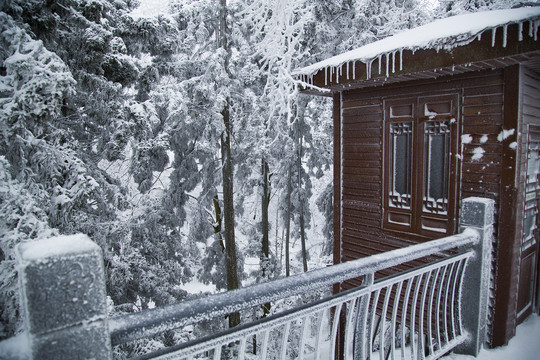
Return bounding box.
[462,104,503,116]
[463,94,503,106]
[342,136,381,145]
[342,114,381,125]
[463,114,504,126]
[342,129,382,138]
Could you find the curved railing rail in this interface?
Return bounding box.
[0,197,494,360]
[109,229,479,348]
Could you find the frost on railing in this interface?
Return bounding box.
[128,251,472,360]
[0,197,493,360]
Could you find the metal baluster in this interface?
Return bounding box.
[410,273,424,359]
[213,345,222,360]
[260,330,270,359]
[314,309,327,360]
[427,268,441,356]
[390,281,403,360]
[344,298,359,359]
[238,336,247,360]
[449,260,462,340]
[443,262,456,345]
[380,284,393,360]
[401,277,414,360]
[418,271,432,360]
[435,265,448,353]
[280,322,291,360]
[298,316,310,360]
[330,303,344,360]
[369,290,381,358]
[355,273,374,360]
[456,259,469,336]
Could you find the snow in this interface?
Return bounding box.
[462,134,473,144]
[497,128,516,141]
[472,147,485,161]
[130,0,171,19]
[0,333,30,360]
[297,7,540,82]
[17,234,99,262]
[444,314,540,360]
[480,134,489,144]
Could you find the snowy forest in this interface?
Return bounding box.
[0,0,531,357]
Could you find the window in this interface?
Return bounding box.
[384,94,459,236]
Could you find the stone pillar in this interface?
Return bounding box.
[454,197,495,356]
[16,234,111,359]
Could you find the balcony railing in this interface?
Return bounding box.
[0,197,494,360]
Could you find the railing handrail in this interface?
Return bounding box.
[109,228,480,346]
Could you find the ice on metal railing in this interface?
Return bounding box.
[110,230,480,346]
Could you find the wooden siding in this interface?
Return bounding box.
[337,69,506,265]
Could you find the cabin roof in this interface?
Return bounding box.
[296,7,540,94]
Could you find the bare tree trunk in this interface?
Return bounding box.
[284,164,292,277]
[297,133,308,273]
[219,0,240,328]
[294,106,308,273]
[221,104,240,328]
[261,158,271,317]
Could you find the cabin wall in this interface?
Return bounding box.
[336,68,528,345]
[337,69,505,262]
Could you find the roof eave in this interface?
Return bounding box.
[300,21,540,92]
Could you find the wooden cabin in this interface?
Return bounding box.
[297,7,540,347]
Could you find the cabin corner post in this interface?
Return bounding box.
[455,197,495,356]
[16,235,112,360]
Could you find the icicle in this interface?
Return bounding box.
[346,61,350,80]
[366,61,371,80]
[378,54,382,75]
[477,33,482,41]
[336,66,340,84]
[324,67,328,86]
[502,24,508,48]
[352,61,356,80]
[519,22,524,42]
[399,49,403,71]
[392,51,396,73]
[491,27,497,47]
[529,20,534,38]
[385,53,390,77]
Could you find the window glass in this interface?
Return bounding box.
[389,122,412,209]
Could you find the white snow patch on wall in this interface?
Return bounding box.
[472,147,485,161]
[480,134,489,144]
[462,134,473,144]
[509,141,518,150]
[497,128,515,141]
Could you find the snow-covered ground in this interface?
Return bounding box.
[444,314,540,360]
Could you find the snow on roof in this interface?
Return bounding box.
[297,7,540,85]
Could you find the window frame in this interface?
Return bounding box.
[383,93,460,237]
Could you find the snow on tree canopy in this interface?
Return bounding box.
[296,7,540,85]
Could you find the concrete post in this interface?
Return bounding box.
[16,234,111,359]
[454,197,495,356]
